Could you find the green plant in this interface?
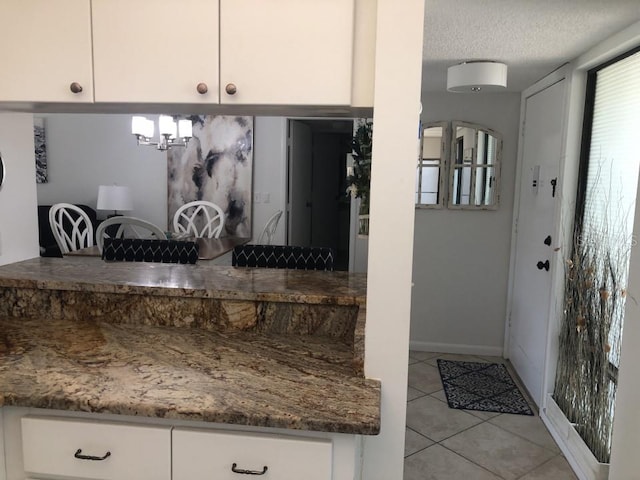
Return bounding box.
[347,120,373,235]
[347,121,373,209]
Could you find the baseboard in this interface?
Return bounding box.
[409,340,503,357]
[541,394,609,480]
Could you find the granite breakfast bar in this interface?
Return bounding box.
[0,256,379,435]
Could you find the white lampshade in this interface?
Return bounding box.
[97,185,133,212]
[178,119,192,138]
[447,61,507,93]
[143,118,154,138]
[159,115,176,137]
[131,116,146,136]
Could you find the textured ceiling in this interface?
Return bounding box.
[422,0,640,92]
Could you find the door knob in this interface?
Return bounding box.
[536,260,550,271]
[225,83,237,95]
[196,83,208,94]
[69,82,83,94]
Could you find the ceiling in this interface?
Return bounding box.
[422,0,640,93]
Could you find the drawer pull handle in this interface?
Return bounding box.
[74,448,111,461]
[231,463,268,475]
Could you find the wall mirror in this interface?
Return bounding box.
[0,151,4,190]
[416,121,448,208]
[449,121,502,209]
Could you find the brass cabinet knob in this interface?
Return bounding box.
[69,82,83,94]
[196,83,208,94]
[225,83,237,95]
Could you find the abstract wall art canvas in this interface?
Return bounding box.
[168,115,253,238]
[34,117,48,183]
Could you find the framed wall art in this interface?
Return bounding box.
[167,115,253,238]
[34,117,48,183]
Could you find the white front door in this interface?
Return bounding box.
[508,79,566,406]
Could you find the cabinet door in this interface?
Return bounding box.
[0,0,93,103]
[92,0,219,104]
[220,0,354,106]
[21,416,171,480]
[173,428,332,480]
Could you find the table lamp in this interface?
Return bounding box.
[97,185,133,216]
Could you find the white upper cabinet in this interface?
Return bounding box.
[0,0,93,103]
[91,0,219,104]
[220,0,355,106]
[0,0,366,107]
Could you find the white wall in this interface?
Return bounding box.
[361,0,424,478]
[36,114,167,228]
[0,113,39,266]
[252,117,287,245]
[348,197,369,273]
[36,114,287,238]
[410,92,521,355]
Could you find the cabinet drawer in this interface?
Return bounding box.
[173,428,332,480]
[21,416,171,480]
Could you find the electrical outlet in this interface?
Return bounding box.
[253,192,270,204]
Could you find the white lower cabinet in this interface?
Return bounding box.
[173,427,333,480]
[15,414,335,480]
[21,416,171,480]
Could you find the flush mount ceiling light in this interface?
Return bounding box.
[447,61,508,93]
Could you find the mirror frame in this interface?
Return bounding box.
[448,121,502,210]
[416,121,449,209]
[0,151,4,190]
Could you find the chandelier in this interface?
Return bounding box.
[131,115,192,150]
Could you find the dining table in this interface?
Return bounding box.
[66,237,251,261]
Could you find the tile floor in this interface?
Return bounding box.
[405,352,578,480]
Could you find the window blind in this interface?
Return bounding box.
[583,49,640,366]
[584,51,640,242]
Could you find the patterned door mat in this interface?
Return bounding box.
[437,359,534,416]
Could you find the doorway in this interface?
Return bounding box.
[286,119,353,270]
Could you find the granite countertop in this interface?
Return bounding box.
[0,316,380,434]
[0,257,377,434]
[0,257,367,305]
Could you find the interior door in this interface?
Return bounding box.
[287,120,313,246]
[508,79,565,407]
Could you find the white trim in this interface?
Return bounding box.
[409,340,503,357]
[541,394,609,480]
[575,21,640,72]
[278,117,289,245]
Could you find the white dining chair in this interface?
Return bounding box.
[173,200,225,238]
[96,216,167,253]
[48,203,94,254]
[257,210,283,245]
